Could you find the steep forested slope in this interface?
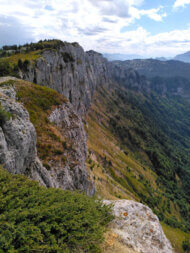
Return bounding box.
[86,84,190,252]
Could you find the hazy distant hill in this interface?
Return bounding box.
[103,53,143,61]
[155,57,169,61]
[174,51,190,63]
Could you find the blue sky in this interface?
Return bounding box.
[0,0,190,57]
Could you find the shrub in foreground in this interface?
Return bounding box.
[0,168,113,252]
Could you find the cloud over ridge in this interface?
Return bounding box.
[0,0,190,57]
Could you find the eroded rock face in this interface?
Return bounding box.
[0,85,54,187]
[48,104,95,195]
[0,82,94,194]
[104,200,173,253]
[20,44,112,116]
[19,42,154,116]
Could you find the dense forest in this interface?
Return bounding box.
[107,87,190,231]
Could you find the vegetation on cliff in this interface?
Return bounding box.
[0,167,112,252]
[0,40,67,77]
[1,79,70,170]
[0,104,12,126]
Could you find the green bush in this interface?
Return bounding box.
[0,62,11,76]
[53,149,63,155]
[0,167,113,252]
[18,59,23,69]
[23,59,30,71]
[0,61,19,77]
[182,240,190,252]
[0,105,11,126]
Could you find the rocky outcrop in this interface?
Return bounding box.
[48,103,95,195]
[0,84,54,187]
[20,44,112,116]
[104,200,173,253]
[0,81,94,194]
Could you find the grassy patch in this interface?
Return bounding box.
[86,88,158,203]
[0,50,41,67]
[0,51,42,77]
[15,80,67,164]
[162,223,190,253]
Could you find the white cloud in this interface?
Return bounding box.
[95,26,190,57]
[129,6,167,21]
[139,8,167,21]
[174,0,190,8]
[0,0,188,57]
[88,0,130,18]
[0,0,166,43]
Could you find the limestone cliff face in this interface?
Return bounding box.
[48,103,95,195]
[20,44,111,116]
[0,84,53,187]
[0,79,94,194]
[19,43,153,113]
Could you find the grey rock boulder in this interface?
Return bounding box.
[104,200,173,253]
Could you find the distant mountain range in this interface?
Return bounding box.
[104,51,190,63]
[113,59,190,80]
[103,53,144,61]
[155,57,169,61]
